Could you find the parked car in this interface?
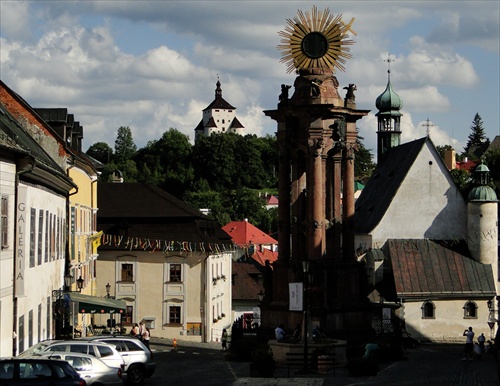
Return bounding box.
[40,341,125,370]
[17,340,62,358]
[40,352,125,386]
[0,357,86,385]
[81,336,155,384]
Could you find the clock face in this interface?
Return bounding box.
[301,32,329,59]
[278,6,356,73]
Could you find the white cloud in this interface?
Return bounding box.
[0,1,497,155]
[404,37,479,87]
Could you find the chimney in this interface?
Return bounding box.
[444,149,456,170]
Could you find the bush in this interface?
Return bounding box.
[250,344,276,377]
[230,335,262,361]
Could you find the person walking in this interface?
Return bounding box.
[463,326,475,360]
[131,323,139,337]
[221,329,228,351]
[138,322,145,341]
[142,327,150,349]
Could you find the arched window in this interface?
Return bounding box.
[464,301,478,319]
[421,301,435,319]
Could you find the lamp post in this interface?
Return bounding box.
[52,273,84,339]
[302,260,311,373]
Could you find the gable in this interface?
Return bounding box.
[356,137,467,244]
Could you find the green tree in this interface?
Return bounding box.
[464,113,489,155]
[192,133,238,191]
[484,149,500,190]
[450,168,473,197]
[86,142,113,164]
[114,126,137,164]
[135,129,193,197]
[355,134,375,180]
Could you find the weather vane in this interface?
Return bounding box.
[277,6,357,74]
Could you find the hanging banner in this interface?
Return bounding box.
[289,282,303,311]
[15,186,27,297]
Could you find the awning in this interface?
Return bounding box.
[68,293,127,314]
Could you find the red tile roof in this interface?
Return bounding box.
[252,249,278,266]
[222,220,277,247]
[456,159,479,173]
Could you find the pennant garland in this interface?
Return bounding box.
[99,232,236,254]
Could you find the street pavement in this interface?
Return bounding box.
[149,337,500,385]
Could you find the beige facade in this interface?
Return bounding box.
[96,249,233,343]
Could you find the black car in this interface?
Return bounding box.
[0,358,86,385]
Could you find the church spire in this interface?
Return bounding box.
[376,53,403,162]
[215,75,222,98]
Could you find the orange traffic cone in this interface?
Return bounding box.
[173,338,178,351]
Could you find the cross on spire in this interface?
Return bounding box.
[384,53,394,82]
[421,117,435,136]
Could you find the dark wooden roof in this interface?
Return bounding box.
[97,182,231,245]
[230,117,244,129]
[355,137,427,233]
[98,183,203,218]
[232,262,264,301]
[204,96,235,111]
[385,239,495,299]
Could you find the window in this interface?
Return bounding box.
[29,208,36,267]
[125,306,133,324]
[28,310,33,348]
[169,264,182,282]
[37,210,43,265]
[169,306,181,324]
[464,301,477,319]
[421,301,435,319]
[121,264,133,282]
[1,196,8,249]
[44,211,49,262]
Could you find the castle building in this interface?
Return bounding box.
[194,79,244,142]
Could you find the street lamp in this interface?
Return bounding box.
[487,298,496,340]
[258,290,264,303]
[64,273,73,292]
[302,259,311,373]
[76,276,84,292]
[105,283,111,298]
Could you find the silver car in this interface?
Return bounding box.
[41,341,125,371]
[82,336,155,385]
[41,352,125,386]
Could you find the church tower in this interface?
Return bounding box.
[375,57,403,162]
[467,163,498,289]
[194,79,244,142]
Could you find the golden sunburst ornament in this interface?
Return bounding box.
[278,6,357,74]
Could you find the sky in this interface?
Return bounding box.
[1,1,498,161]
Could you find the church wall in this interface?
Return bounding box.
[371,142,467,246]
[403,299,492,343]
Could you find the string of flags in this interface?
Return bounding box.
[97,232,236,254]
